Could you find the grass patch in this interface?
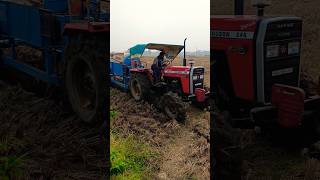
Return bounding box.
[110,133,157,179]
[110,101,157,179]
[0,138,26,180]
[110,106,118,124]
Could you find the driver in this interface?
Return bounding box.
[151,51,166,83]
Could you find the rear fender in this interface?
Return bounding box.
[130,68,153,82]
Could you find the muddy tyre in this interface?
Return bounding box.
[160,92,187,122]
[314,118,320,138]
[213,110,242,180]
[0,49,3,68]
[129,73,151,101]
[65,34,107,124]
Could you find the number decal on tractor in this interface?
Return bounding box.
[211,30,254,40]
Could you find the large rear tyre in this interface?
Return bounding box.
[65,35,107,124]
[160,92,187,122]
[129,73,151,101]
[213,111,242,180]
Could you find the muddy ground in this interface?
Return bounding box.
[109,56,210,178]
[110,88,210,179]
[0,80,107,179]
[212,0,320,179]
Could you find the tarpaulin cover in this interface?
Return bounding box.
[129,43,184,59]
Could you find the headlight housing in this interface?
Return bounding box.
[288,41,300,55]
[266,44,279,58]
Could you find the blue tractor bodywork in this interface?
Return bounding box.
[0,0,109,85]
[110,55,144,90]
[0,0,110,123]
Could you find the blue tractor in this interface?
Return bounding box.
[0,0,109,123]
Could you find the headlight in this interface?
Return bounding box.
[266,45,279,58]
[288,41,300,55]
[193,75,204,80]
[193,76,198,80]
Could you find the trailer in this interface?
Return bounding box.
[0,0,109,123]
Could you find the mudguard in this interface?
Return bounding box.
[251,84,320,128]
[195,88,207,102]
[272,84,305,128]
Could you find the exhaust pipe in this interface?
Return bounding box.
[252,0,271,16]
[234,0,270,16]
[183,38,187,66]
[234,0,244,15]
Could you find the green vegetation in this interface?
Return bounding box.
[0,138,25,180]
[110,108,157,179]
[110,133,156,179]
[110,107,118,122]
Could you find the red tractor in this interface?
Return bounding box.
[211,1,320,179]
[110,41,209,121]
[211,1,320,134]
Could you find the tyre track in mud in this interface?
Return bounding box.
[110,88,210,179]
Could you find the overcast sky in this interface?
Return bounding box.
[110,0,210,52]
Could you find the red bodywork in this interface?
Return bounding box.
[164,66,191,94]
[211,16,259,102]
[129,65,208,102]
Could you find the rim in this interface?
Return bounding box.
[130,79,142,100]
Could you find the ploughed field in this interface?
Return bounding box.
[110,56,210,178]
[0,80,107,179]
[110,88,210,179]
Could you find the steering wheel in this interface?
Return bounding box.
[162,59,171,67]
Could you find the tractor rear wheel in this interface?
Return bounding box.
[160,92,187,122]
[129,73,151,101]
[65,34,107,124]
[213,110,242,180]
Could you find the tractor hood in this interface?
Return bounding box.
[129,43,184,59]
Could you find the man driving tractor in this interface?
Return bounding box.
[151,51,166,83]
